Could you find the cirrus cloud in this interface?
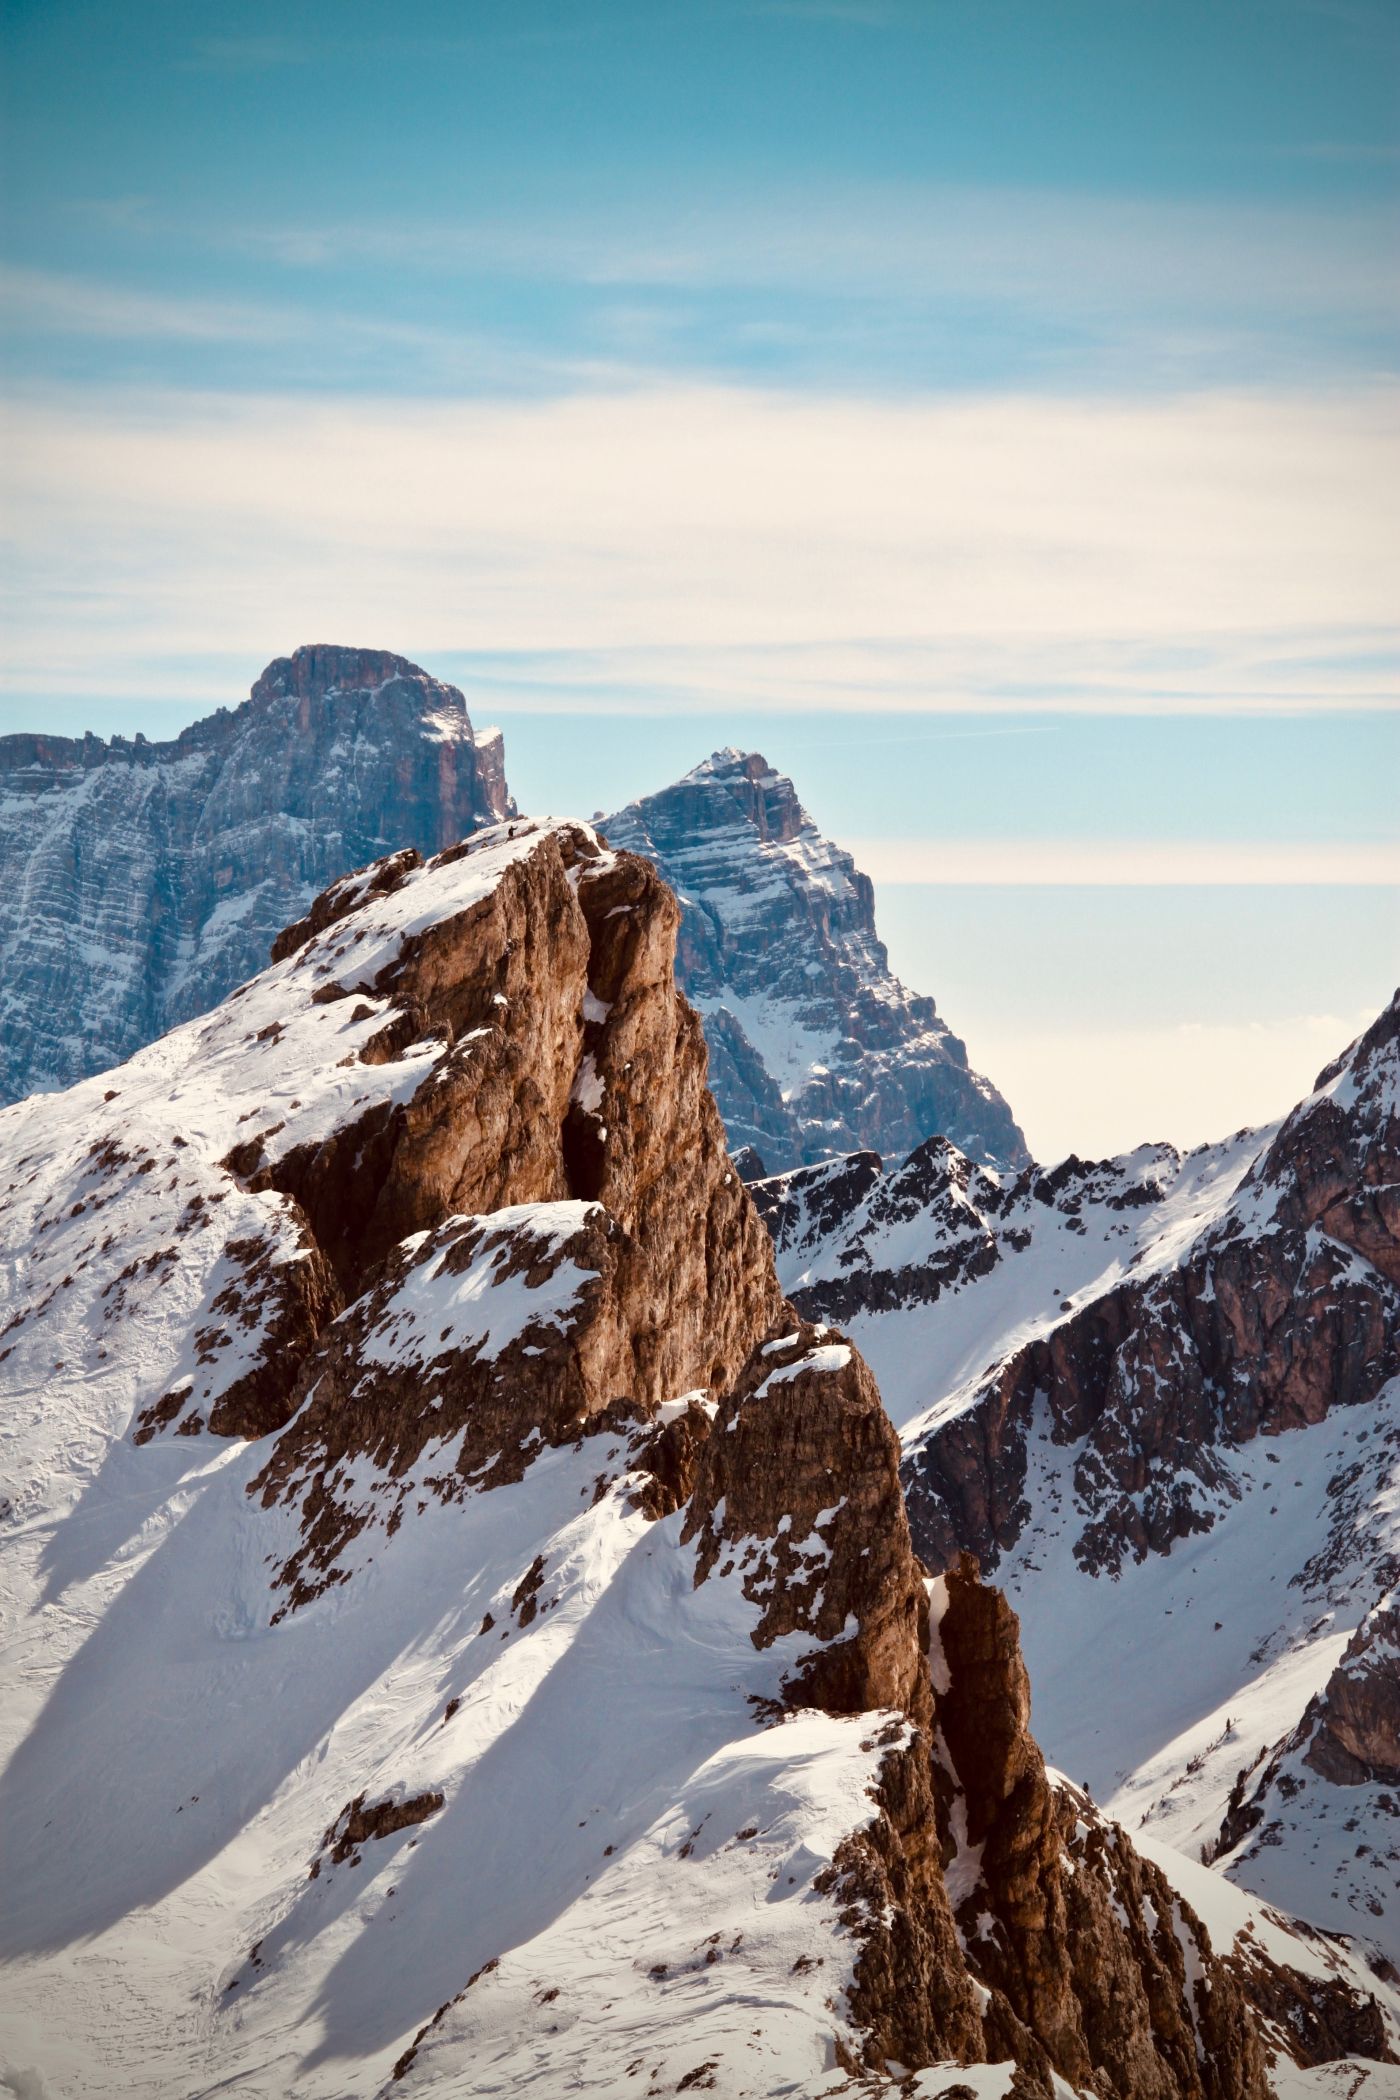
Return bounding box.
[1,380,1396,714]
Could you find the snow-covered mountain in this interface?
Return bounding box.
[603,748,1028,1175]
[2,672,1028,1198]
[755,995,1400,1969]
[0,645,512,1107]
[1,816,1386,2097]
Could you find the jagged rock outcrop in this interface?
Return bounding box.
[0,644,513,1106]
[686,1319,934,1720]
[1304,1589,1400,1786]
[901,993,1400,1578]
[175,816,778,1598]
[751,996,1400,1966]
[317,1789,445,1870]
[685,1322,990,2073]
[932,1563,1268,2099]
[1,816,1392,2097]
[682,1329,1286,2097]
[754,1133,1004,1324]
[604,748,1027,1174]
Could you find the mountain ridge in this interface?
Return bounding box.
[1,818,1384,2095]
[751,992,1400,1967]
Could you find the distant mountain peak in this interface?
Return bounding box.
[603,752,1028,1174]
[0,646,513,1105]
[248,643,470,716]
[675,746,811,844]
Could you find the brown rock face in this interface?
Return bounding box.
[685,1324,987,2070]
[245,827,595,1298]
[684,1323,1282,2095]
[686,1322,932,1719]
[904,995,1400,1575]
[247,825,777,1349]
[934,1560,1268,2100]
[1304,1592,1400,1785]
[249,1204,653,1605]
[240,821,782,1599]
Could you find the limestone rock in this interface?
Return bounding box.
[604,749,1027,1174]
[0,645,513,1106]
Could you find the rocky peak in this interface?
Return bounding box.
[0,645,513,1105]
[603,751,1028,1175]
[136,813,784,1600]
[1,810,1392,2094]
[249,644,460,710]
[685,1318,934,1722]
[673,746,808,844]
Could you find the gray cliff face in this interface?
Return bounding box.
[603,747,1028,1175]
[0,645,513,1105]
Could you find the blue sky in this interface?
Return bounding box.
[3,0,1398,394]
[1,0,1396,1154]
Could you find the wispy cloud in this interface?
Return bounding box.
[846,838,1400,885]
[0,265,617,389]
[1,382,1395,714]
[18,183,1392,400]
[225,183,1400,326]
[0,264,305,345]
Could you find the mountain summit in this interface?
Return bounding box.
[604,748,1027,1174]
[0,645,513,1105]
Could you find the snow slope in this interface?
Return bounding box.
[757,999,1400,1965]
[2,821,1393,2098]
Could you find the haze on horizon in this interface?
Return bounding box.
[1,0,1396,1159]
